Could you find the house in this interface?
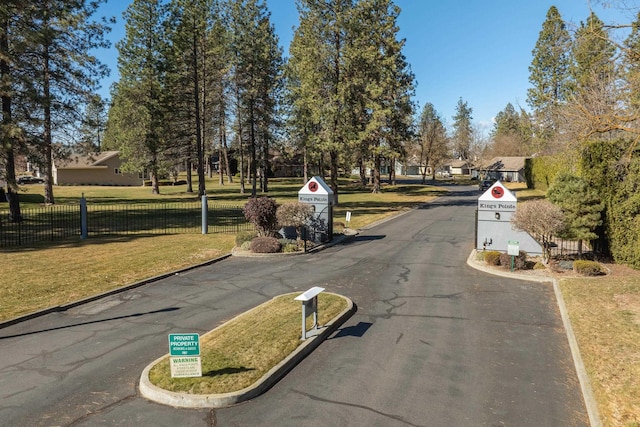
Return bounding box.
[53,151,144,186]
[477,156,529,183]
[448,159,473,177]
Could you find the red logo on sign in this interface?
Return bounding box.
[309,182,318,192]
[491,186,504,199]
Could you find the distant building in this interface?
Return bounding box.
[53,151,144,186]
[477,156,529,183]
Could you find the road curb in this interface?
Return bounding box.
[466,250,602,427]
[139,293,355,408]
[0,254,232,330]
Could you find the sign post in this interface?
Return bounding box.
[168,333,202,378]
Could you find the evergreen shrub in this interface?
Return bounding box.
[573,260,605,276]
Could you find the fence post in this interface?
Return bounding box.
[80,194,88,239]
[201,194,208,234]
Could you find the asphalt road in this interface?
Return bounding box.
[0,184,588,426]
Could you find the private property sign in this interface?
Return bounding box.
[168,333,202,378]
[168,333,200,356]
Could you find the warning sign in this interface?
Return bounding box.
[170,356,202,378]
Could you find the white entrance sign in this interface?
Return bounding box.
[298,176,335,242]
[476,181,542,256]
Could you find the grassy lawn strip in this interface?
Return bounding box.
[560,269,640,427]
[0,234,235,321]
[148,293,347,394]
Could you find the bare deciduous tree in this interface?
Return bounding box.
[511,199,565,263]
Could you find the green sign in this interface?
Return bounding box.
[168,333,200,356]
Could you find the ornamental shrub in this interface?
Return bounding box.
[243,197,279,237]
[484,251,501,266]
[499,250,528,270]
[250,236,282,253]
[573,260,605,276]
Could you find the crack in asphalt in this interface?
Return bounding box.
[291,389,427,427]
[66,393,137,426]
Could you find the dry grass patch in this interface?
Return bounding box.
[148,293,347,394]
[560,265,640,427]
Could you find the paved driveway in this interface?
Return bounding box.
[0,185,588,426]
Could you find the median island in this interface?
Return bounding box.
[139,292,354,408]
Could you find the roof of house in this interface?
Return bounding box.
[479,156,528,171]
[449,159,473,168]
[55,151,120,169]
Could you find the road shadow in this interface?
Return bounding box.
[203,366,255,377]
[0,307,180,340]
[330,321,372,339]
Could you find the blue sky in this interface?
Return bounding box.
[95,0,632,134]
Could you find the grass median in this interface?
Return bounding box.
[148,293,348,394]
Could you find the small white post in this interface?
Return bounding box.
[294,287,325,340]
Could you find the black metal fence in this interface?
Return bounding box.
[0,201,251,248]
[548,238,603,258]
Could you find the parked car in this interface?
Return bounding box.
[479,180,493,191]
[17,175,44,184]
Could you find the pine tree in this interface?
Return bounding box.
[166,0,222,197]
[288,0,355,199]
[571,12,616,91]
[417,103,448,184]
[349,0,414,193]
[22,0,110,204]
[565,11,619,142]
[623,12,640,113]
[108,0,169,194]
[547,173,604,256]
[527,6,572,144]
[490,103,533,156]
[228,0,282,197]
[451,97,473,160]
[0,0,28,221]
[77,94,107,154]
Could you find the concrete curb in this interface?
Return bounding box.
[139,293,355,408]
[466,250,602,427]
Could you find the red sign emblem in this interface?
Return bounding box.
[491,186,504,199]
[308,182,318,192]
